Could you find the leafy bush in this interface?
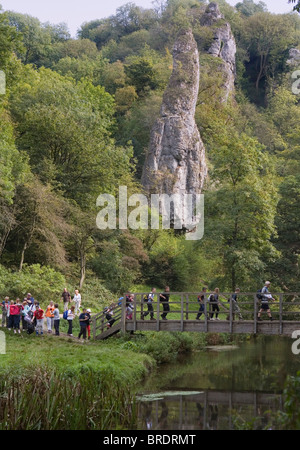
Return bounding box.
[0,263,65,302]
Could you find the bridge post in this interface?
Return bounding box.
[253,294,257,334]
[121,296,126,334]
[133,294,137,332]
[181,294,184,332]
[156,293,160,331]
[229,296,233,333]
[204,297,208,332]
[186,294,189,320]
[279,293,283,334]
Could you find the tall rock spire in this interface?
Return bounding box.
[141,28,207,198]
[201,2,236,102]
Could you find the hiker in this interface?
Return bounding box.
[61,288,71,312]
[86,309,91,340]
[7,300,14,330]
[8,299,23,334]
[26,293,34,307]
[30,300,39,328]
[258,281,274,321]
[209,288,221,320]
[142,288,156,320]
[73,289,81,316]
[231,288,243,320]
[105,305,115,329]
[21,300,30,331]
[160,286,170,320]
[1,297,9,327]
[196,287,207,320]
[78,308,89,340]
[32,303,44,336]
[53,303,60,336]
[66,305,75,336]
[227,288,243,321]
[126,294,134,320]
[45,301,55,333]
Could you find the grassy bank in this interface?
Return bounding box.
[0,326,249,430]
[0,329,154,430]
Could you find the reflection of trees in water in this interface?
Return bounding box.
[137,391,282,430]
[138,337,297,394]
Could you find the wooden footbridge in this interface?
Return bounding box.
[92,292,300,340]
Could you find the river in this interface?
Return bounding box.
[135,335,300,430]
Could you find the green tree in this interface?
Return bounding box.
[201,129,278,290]
[235,0,268,16]
[9,68,134,207]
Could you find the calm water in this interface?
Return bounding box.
[135,336,300,430]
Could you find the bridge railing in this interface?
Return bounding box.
[92,292,300,338]
[119,292,300,334]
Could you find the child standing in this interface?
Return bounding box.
[53,303,60,336]
[33,304,45,336]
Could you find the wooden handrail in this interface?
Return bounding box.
[92,292,300,340]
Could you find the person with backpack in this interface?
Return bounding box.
[105,305,116,329]
[32,304,45,336]
[142,288,156,320]
[196,287,207,320]
[257,281,274,321]
[160,286,170,320]
[45,301,55,333]
[78,308,89,340]
[209,288,221,320]
[53,303,60,336]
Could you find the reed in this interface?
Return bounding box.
[0,366,136,430]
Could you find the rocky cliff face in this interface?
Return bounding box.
[201,2,236,102]
[141,28,207,205]
[287,48,300,67]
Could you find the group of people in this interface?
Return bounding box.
[132,282,276,322]
[1,288,93,340]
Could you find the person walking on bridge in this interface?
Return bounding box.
[209,288,220,320]
[160,286,170,320]
[142,287,156,320]
[196,287,207,320]
[257,281,274,321]
[231,288,243,321]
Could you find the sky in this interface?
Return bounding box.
[1,0,295,37]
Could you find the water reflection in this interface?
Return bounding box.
[135,336,300,430]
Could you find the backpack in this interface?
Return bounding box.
[143,294,149,303]
[63,310,68,320]
[256,289,263,300]
[27,322,35,335]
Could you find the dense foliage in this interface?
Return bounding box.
[0,0,300,300]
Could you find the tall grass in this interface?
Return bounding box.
[0,366,136,430]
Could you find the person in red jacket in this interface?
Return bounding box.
[32,304,44,336]
[9,298,23,334]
